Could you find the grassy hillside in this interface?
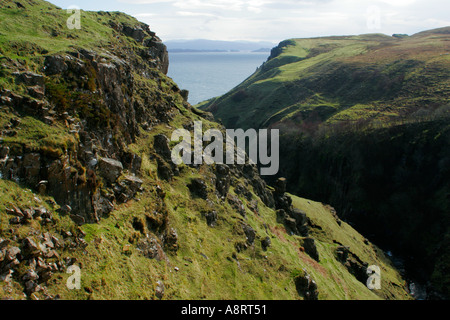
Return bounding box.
[199,28,450,299]
[0,0,147,56]
[0,171,410,300]
[199,29,450,132]
[0,0,411,300]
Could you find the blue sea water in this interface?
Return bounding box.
[167,52,269,105]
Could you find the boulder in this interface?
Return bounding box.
[302,238,319,262]
[0,238,11,249]
[205,210,218,227]
[276,209,298,234]
[0,269,14,283]
[261,237,271,251]
[294,269,319,300]
[243,224,256,245]
[290,208,308,226]
[188,178,208,199]
[215,164,231,198]
[336,246,350,263]
[28,86,45,100]
[44,55,68,75]
[98,157,123,183]
[121,152,142,174]
[22,237,41,257]
[290,208,309,236]
[274,177,287,196]
[137,237,167,261]
[22,208,34,221]
[33,207,47,219]
[122,24,147,43]
[157,158,174,181]
[122,174,143,192]
[37,180,48,195]
[5,246,21,262]
[14,71,45,87]
[23,269,39,282]
[6,207,23,218]
[345,259,369,284]
[154,134,172,160]
[115,174,144,202]
[70,214,86,226]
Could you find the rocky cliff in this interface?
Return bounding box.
[0,0,412,300]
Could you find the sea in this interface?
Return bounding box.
[167,51,270,105]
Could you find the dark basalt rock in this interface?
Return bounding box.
[188,178,208,199]
[243,224,257,246]
[98,157,124,184]
[294,269,319,300]
[261,237,271,251]
[215,164,231,198]
[154,134,172,160]
[205,210,218,227]
[302,238,319,262]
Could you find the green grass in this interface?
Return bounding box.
[38,127,411,300]
[200,28,450,132]
[290,196,409,300]
[0,113,77,155]
[0,1,143,57]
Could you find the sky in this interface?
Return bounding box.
[49,0,450,43]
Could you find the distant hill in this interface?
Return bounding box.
[199,29,450,130]
[165,39,277,53]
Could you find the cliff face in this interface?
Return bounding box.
[0,0,412,300]
[0,0,174,223]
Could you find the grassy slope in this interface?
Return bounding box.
[199,29,450,131]
[0,0,141,55]
[1,139,411,300]
[0,0,411,300]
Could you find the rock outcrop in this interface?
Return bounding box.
[294,269,319,300]
[0,19,176,225]
[0,205,85,300]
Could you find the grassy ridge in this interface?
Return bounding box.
[199,29,450,132]
[0,0,142,56]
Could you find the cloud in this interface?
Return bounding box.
[176,11,218,18]
[173,0,245,12]
[133,13,156,17]
[118,0,174,3]
[378,0,417,6]
[112,0,449,41]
